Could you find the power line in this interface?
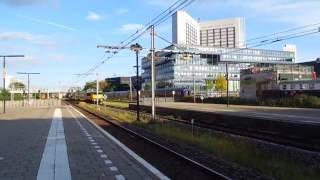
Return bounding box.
[72,0,195,85]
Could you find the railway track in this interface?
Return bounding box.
[66,101,230,180]
[93,102,320,152]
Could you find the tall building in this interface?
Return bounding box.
[172,11,246,48]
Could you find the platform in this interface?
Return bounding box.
[153,102,320,124]
[0,106,168,180]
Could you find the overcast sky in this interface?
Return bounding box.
[0,0,319,90]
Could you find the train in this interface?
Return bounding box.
[67,89,105,104]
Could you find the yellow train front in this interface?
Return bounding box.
[90,93,105,104]
[80,90,105,104]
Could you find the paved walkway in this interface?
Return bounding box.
[154,102,320,124]
[0,106,168,180]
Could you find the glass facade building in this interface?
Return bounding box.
[141,44,295,95]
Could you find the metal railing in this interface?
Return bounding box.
[0,99,61,109]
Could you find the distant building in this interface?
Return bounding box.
[240,64,315,101]
[105,76,141,91]
[172,11,245,48]
[299,58,320,79]
[283,44,297,63]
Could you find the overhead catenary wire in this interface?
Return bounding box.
[72,0,195,85]
[154,26,320,58]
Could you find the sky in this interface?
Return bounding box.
[0,0,319,91]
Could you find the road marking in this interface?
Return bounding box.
[97,149,103,153]
[90,139,95,142]
[110,166,118,171]
[0,157,4,160]
[91,142,97,145]
[37,108,72,180]
[100,154,108,158]
[104,160,112,164]
[69,105,170,180]
[94,146,100,149]
[115,175,126,180]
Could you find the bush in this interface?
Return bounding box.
[260,95,320,109]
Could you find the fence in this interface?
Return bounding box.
[0,99,61,109]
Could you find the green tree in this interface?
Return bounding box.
[215,75,227,93]
[0,89,11,100]
[206,80,214,90]
[144,83,151,91]
[84,81,110,92]
[83,81,96,91]
[9,82,25,90]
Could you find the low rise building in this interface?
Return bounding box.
[299,58,320,79]
[240,64,315,101]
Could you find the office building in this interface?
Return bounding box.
[141,44,295,95]
[172,11,245,48]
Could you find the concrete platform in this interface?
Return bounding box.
[0,106,168,180]
[154,102,320,124]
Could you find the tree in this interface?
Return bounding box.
[83,81,96,91]
[99,81,109,92]
[9,82,25,90]
[84,80,109,92]
[215,75,227,93]
[0,89,10,100]
[206,80,214,90]
[144,83,151,91]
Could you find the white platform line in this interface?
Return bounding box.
[69,105,170,180]
[37,108,72,180]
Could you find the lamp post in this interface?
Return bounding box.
[130,43,143,121]
[225,62,229,107]
[16,72,40,105]
[0,55,24,113]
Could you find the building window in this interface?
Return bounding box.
[282,84,287,90]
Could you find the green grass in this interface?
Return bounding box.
[102,101,129,109]
[79,102,320,180]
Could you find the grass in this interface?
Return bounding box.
[78,102,320,180]
[102,101,129,109]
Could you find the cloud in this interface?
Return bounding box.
[19,15,78,31]
[86,11,104,21]
[0,31,55,47]
[195,0,320,26]
[119,23,144,33]
[114,8,129,15]
[0,0,59,7]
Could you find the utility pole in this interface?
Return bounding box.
[130,43,142,121]
[96,71,99,108]
[193,58,196,103]
[225,62,229,107]
[150,25,156,120]
[1,55,24,113]
[16,72,40,105]
[129,77,133,101]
